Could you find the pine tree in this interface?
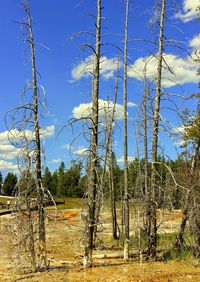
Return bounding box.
[43,167,54,195]
[3,172,17,196]
[57,162,65,196]
[51,171,58,196]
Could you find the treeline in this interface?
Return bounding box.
[0,154,191,209]
[0,162,84,198]
[42,161,85,198]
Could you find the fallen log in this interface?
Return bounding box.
[0,209,13,216]
[92,249,165,260]
[93,251,143,259]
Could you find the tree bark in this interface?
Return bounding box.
[148,0,166,259]
[175,208,188,250]
[84,0,102,268]
[143,61,149,199]
[123,0,130,260]
[109,60,120,240]
[109,150,118,240]
[26,0,47,270]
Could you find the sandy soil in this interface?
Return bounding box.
[0,209,200,282]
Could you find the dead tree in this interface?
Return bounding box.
[107,61,120,240]
[138,58,152,232]
[83,0,102,268]
[148,0,166,259]
[123,0,130,260]
[143,59,151,200]
[5,0,47,271]
[109,68,120,240]
[25,0,47,269]
[175,204,189,250]
[15,165,37,272]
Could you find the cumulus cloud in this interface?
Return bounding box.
[0,125,55,166]
[0,151,19,160]
[117,156,135,163]
[73,147,89,156]
[0,144,16,152]
[189,34,200,50]
[0,125,55,145]
[72,99,124,121]
[0,143,20,160]
[128,53,198,87]
[50,158,62,164]
[40,125,55,138]
[62,144,71,150]
[175,0,199,22]
[0,131,11,145]
[172,125,189,147]
[71,55,121,81]
[127,101,137,107]
[174,140,185,146]
[0,160,18,171]
[172,125,187,134]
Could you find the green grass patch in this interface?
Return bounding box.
[157,232,178,249]
[103,232,148,251]
[163,246,193,261]
[0,196,14,209]
[157,232,194,261]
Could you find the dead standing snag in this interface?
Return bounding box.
[83,0,102,268]
[5,0,47,272]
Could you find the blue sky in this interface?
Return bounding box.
[0,0,199,176]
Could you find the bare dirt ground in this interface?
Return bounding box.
[0,209,200,282]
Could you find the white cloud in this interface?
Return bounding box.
[0,151,19,160]
[172,125,188,147]
[0,144,20,160]
[73,147,89,156]
[50,158,61,164]
[117,156,135,163]
[0,131,11,145]
[72,99,124,121]
[189,34,200,50]
[174,140,185,146]
[128,53,198,87]
[0,144,16,152]
[173,125,186,134]
[0,160,18,171]
[0,125,55,145]
[127,101,137,107]
[0,125,55,164]
[71,55,121,81]
[40,125,55,138]
[175,0,199,22]
[62,144,71,150]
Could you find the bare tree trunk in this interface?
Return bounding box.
[121,198,125,236]
[135,130,143,197]
[27,193,36,272]
[148,0,166,259]
[123,0,130,260]
[109,147,118,240]
[175,207,189,250]
[108,61,120,240]
[143,61,149,199]
[84,0,102,268]
[25,0,47,269]
[143,61,151,234]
